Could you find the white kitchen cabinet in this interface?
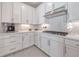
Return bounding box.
[45,3,54,13]
[65,45,79,57]
[29,32,34,46]
[13,2,22,23]
[2,2,13,23]
[22,33,30,48]
[28,6,33,24]
[41,35,50,54]
[0,48,5,56]
[48,15,67,32]
[54,2,67,9]
[32,8,38,24]
[4,34,22,46]
[65,39,79,57]
[23,32,34,48]
[5,43,22,54]
[56,15,67,32]
[50,36,65,57]
[34,32,41,48]
[21,3,29,24]
[3,33,22,55]
[21,3,36,24]
[0,38,5,56]
[0,3,3,32]
[0,3,1,20]
[68,2,79,21]
[36,3,46,24]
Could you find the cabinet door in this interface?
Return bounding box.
[29,32,34,46]
[0,47,5,56]
[0,3,2,32]
[45,2,54,13]
[41,36,50,54]
[54,2,67,9]
[37,3,46,24]
[0,2,1,21]
[13,2,21,23]
[48,15,67,32]
[34,32,41,48]
[68,2,79,21]
[32,8,38,24]
[21,4,28,24]
[28,6,33,24]
[57,15,67,32]
[23,33,30,48]
[50,36,65,57]
[65,45,79,57]
[2,2,13,23]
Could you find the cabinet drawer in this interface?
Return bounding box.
[5,43,22,54]
[4,36,22,46]
[4,38,17,46]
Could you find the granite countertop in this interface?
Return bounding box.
[0,31,41,34]
[43,31,68,36]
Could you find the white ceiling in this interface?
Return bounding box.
[23,2,42,8]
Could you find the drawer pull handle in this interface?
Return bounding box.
[10,47,16,51]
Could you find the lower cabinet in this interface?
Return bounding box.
[5,43,22,54]
[0,32,65,57]
[22,32,34,49]
[0,33,23,56]
[34,32,41,48]
[0,32,35,56]
[29,32,34,46]
[50,39,65,57]
[65,45,79,57]
[0,46,5,56]
[41,36,50,55]
[65,39,79,57]
[39,33,65,57]
[22,33,31,48]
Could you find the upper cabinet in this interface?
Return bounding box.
[45,3,54,13]
[28,6,33,24]
[54,2,67,9]
[68,2,79,21]
[21,3,28,24]
[13,2,22,23]
[32,8,38,24]
[1,2,36,24]
[2,2,13,23]
[0,3,1,21]
[36,3,46,24]
[21,4,37,24]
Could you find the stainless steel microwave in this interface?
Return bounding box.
[2,23,15,32]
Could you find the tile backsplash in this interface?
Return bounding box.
[15,24,42,32]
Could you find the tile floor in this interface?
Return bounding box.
[6,46,48,57]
